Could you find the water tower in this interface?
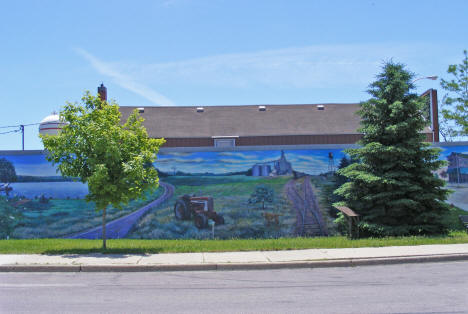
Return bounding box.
[38,112,67,136]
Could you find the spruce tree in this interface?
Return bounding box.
[334,62,451,236]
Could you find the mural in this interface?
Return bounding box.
[1,144,467,239]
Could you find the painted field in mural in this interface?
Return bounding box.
[1,144,467,239]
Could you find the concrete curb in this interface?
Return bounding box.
[1,253,468,272]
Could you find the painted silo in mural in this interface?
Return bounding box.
[261,164,271,176]
[252,164,261,176]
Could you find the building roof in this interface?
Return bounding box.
[119,103,363,139]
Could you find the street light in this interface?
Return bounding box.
[411,76,438,84]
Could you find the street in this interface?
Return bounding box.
[1,261,468,313]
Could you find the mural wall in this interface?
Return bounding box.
[1,144,467,239]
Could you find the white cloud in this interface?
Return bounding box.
[75,48,175,106]
[116,42,442,90]
[75,42,448,106]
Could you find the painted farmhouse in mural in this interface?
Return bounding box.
[447,152,468,183]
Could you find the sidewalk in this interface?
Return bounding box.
[2,243,468,272]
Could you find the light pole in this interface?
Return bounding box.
[411,76,438,84]
[20,125,24,150]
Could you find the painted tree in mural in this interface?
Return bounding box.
[0,158,17,183]
[249,185,274,210]
[334,62,451,237]
[0,197,22,239]
[41,92,165,248]
[440,49,468,140]
[321,156,352,218]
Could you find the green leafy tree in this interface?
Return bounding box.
[440,50,468,139]
[249,185,274,210]
[40,92,165,248]
[334,62,451,237]
[0,158,17,183]
[438,94,459,142]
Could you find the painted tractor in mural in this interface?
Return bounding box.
[174,195,225,229]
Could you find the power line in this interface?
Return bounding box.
[0,122,40,129]
[0,122,42,151]
[0,122,45,150]
[0,129,20,135]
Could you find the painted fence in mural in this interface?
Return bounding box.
[1,143,467,239]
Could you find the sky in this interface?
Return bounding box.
[0,0,467,150]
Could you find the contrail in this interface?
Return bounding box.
[75,48,175,106]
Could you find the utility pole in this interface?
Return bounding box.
[20,125,24,150]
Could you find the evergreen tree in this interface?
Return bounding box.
[334,62,451,236]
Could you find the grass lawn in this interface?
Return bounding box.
[0,231,467,255]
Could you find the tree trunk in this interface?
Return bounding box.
[102,207,107,249]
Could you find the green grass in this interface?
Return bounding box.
[1,231,467,255]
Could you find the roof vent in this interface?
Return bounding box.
[258,105,266,111]
[137,107,144,113]
[317,105,325,110]
[196,107,204,112]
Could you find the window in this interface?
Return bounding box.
[214,138,236,147]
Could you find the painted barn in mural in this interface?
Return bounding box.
[1,87,467,239]
[447,152,468,184]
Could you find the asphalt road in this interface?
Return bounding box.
[1,261,467,313]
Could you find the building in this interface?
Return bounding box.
[104,84,440,148]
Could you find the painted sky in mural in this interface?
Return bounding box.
[156,149,348,175]
[0,154,58,177]
[438,145,468,158]
[1,144,467,178]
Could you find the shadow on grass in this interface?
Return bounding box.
[43,247,164,255]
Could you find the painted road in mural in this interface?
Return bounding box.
[69,182,174,239]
